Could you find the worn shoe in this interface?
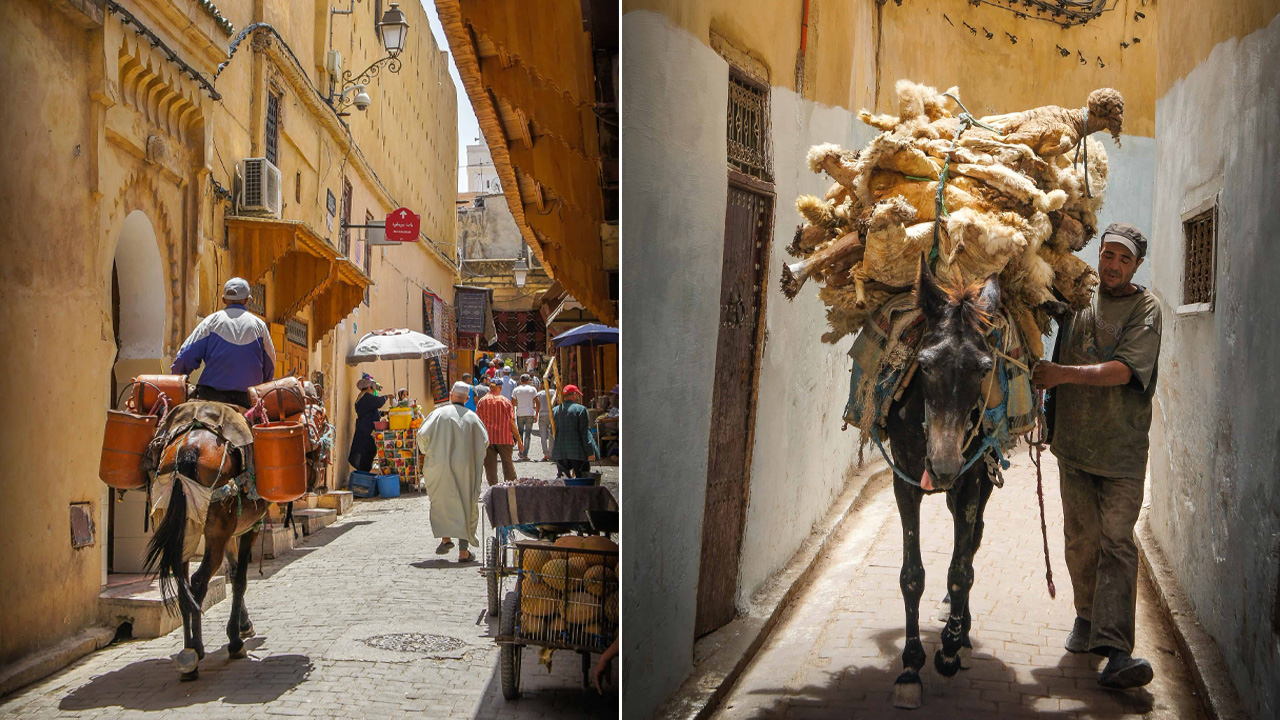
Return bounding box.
[1065,617,1092,653]
[1098,651,1154,689]
[435,540,455,555]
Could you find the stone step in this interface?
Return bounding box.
[317,490,354,515]
[293,508,338,536]
[98,569,225,639]
[251,523,296,561]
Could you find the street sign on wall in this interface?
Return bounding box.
[385,207,420,242]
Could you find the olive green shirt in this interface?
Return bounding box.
[1050,286,1162,478]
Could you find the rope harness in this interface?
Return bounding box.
[1022,387,1057,599]
[930,93,1004,270]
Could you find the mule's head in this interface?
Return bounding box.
[914,256,999,490]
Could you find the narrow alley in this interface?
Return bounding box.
[711,455,1205,720]
[0,449,619,720]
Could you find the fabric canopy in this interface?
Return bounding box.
[346,328,449,364]
[551,323,618,348]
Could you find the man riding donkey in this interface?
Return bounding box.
[1033,224,1161,690]
[138,277,309,680]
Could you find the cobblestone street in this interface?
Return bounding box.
[711,455,1205,720]
[0,431,619,720]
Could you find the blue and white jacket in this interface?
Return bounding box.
[171,305,276,392]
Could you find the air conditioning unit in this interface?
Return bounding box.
[237,157,282,217]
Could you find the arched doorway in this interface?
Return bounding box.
[108,210,167,574]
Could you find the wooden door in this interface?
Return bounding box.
[695,174,773,637]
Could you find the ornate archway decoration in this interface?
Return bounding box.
[106,169,185,357]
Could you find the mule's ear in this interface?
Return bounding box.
[976,273,1001,315]
[915,254,948,317]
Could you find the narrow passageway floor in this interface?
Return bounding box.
[0,432,619,719]
[711,454,1205,720]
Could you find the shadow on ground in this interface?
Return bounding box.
[58,639,312,711]
[469,642,618,720]
[724,627,1154,719]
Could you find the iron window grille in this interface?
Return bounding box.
[265,90,281,166]
[246,284,266,315]
[285,318,308,347]
[727,73,772,182]
[1182,206,1216,306]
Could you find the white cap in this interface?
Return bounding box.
[223,277,251,302]
[450,382,471,401]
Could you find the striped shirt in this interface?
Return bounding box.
[475,393,515,445]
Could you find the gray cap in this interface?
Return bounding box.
[502,366,513,375]
[223,277,251,302]
[1100,223,1147,260]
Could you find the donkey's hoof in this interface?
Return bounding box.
[239,623,255,639]
[892,672,923,709]
[179,669,199,682]
[934,649,962,677]
[228,644,248,660]
[173,648,199,674]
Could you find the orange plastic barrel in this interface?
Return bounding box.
[253,421,308,502]
[133,375,188,412]
[248,378,306,421]
[100,410,159,489]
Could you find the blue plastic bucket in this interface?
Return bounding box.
[376,473,401,498]
[349,470,379,498]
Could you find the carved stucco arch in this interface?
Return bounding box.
[103,169,185,358]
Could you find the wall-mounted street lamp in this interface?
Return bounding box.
[513,250,529,288]
[326,2,410,114]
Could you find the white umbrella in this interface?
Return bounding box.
[346,328,448,365]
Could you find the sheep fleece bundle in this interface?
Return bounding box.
[783,80,1123,358]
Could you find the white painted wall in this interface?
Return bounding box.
[736,88,875,605]
[621,14,727,718]
[1147,15,1280,719]
[622,12,867,718]
[113,210,166,360]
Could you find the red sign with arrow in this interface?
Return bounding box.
[385,207,421,242]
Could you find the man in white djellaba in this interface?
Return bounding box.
[416,382,490,562]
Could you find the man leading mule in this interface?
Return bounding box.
[1033,223,1160,689]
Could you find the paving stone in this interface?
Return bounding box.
[709,455,1208,720]
[0,440,618,719]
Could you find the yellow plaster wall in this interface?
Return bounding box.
[0,0,117,666]
[875,0,1155,137]
[1157,0,1280,95]
[624,0,1155,137]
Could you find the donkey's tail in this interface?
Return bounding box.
[143,437,199,615]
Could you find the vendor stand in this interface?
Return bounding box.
[347,328,446,490]
[480,481,618,699]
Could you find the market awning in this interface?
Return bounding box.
[226,217,351,322]
[435,0,618,325]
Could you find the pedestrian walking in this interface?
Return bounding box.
[512,374,538,460]
[476,378,525,485]
[499,366,517,398]
[347,374,387,472]
[461,373,479,411]
[171,277,276,407]
[416,382,489,563]
[551,384,596,478]
[1032,223,1161,690]
[535,381,557,461]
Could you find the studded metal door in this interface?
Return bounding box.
[695,175,773,638]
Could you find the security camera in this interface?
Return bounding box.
[353,85,371,111]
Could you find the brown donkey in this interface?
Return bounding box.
[144,424,270,681]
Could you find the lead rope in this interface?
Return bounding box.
[1027,388,1057,599]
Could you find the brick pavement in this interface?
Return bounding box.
[711,454,1205,720]
[0,421,619,719]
